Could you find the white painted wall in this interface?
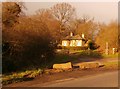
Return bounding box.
[62,40,83,47]
[62,40,69,46]
[70,40,76,46]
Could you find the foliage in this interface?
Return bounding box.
[51,3,75,38]
[74,18,98,40]
[2,16,57,73]
[87,40,100,50]
[2,69,43,85]
[2,2,23,28]
[35,9,61,42]
[2,3,57,73]
[95,21,118,53]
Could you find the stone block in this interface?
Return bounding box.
[79,62,99,69]
[53,62,72,69]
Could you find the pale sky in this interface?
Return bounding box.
[24,2,118,24]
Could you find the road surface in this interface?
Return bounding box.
[40,71,118,87]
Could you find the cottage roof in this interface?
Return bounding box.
[63,34,85,40]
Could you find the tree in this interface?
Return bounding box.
[35,9,61,42]
[2,3,57,73]
[2,2,24,29]
[2,2,24,53]
[74,17,98,40]
[87,40,99,50]
[51,3,75,33]
[95,21,118,53]
[69,16,92,34]
[2,2,25,73]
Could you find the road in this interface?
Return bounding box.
[41,71,118,87]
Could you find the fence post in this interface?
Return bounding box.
[105,42,109,55]
[112,48,115,54]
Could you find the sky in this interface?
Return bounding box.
[24,2,118,24]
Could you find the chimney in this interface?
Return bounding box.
[70,32,73,36]
[82,33,84,38]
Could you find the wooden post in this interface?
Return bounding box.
[112,48,115,54]
[105,42,109,55]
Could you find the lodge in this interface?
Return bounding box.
[61,32,87,47]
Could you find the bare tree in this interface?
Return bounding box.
[36,9,53,22]
[73,17,98,40]
[51,3,75,32]
[35,9,61,42]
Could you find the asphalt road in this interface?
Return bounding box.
[42,71,118,87]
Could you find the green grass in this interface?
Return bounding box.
[102,53,118,58]
[52,50,118,64]
[51,54,75,64]
[2,69,43,85]
[50,50,102,66]
[103,61,120,69]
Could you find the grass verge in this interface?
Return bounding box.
[102,61,119,69]
[102,53,118,58]
[2,69,43,85]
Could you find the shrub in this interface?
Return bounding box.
[2,17,57,73]
[87,40,99,50]
[2,69,43,85]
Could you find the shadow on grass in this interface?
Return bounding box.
[72,50,103,63]
[49,50,103,67]
[77,50,103,58]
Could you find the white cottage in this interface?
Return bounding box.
[61,32,86,47]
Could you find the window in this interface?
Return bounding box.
[76,40,82,46]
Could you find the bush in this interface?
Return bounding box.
[2,17,57,73]
[87,40,99,50]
